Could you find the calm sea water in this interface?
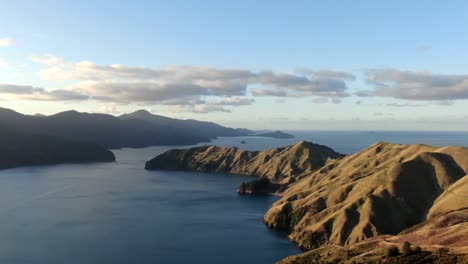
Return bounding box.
[0,131,467,263]
[211,130,468,154]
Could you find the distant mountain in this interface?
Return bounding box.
[0,128,115,170]
[253,130,294,139]
[120,110,253,140]
[0,108,252,149]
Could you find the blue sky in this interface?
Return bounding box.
[1,0,468,130]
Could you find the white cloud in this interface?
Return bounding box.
[211,97,254,106]
[0,84,88,101]
[0,38,13,47]
[296,68,356,80]
[312,97,329,104]
[253,70,351,98]
[24,56,355,112]
[365,69,468,101]
[30,54,64,65]
[169,104,231,114]
[251,89,287,97]
[96,104,121,115]
[383,103,426,107]
[312,97,341,104]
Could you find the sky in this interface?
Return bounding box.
[1,0,468,130]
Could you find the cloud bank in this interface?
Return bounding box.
[17,55,355,112]
[8,55,468,113]
[0,84,88,101]
[365,69,468,101]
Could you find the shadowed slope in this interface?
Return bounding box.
[428,175,468,219]
[0,128,115,170]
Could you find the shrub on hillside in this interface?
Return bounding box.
[402,241,412,256]
[386,246,400,257]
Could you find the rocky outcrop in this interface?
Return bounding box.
[237,177,280,195]
[145,141,344,183]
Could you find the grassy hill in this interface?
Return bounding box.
[263,142,468,251]
[145,141,344,183]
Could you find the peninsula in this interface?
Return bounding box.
[146,141,468,263]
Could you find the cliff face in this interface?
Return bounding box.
[145,141,344,182]
[0,129,115,170]
[263,142,468,250]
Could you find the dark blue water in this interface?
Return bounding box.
[0,131,467,263]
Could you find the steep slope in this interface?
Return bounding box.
[0,128,115,170]
[0,107,251,149]
[263,142,468,250]
[428,175,468,218]
[145,141,344,182]
[278,209,468,263]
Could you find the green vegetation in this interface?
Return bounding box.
[401,241,412,255]
[386,246,400,257]
[290,207,307,227]
[237,177,278,195]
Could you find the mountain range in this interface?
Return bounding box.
[0,107,254,169]
[0,107,253,149]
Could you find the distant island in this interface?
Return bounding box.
[145,141,468,263]
[252,130,294,139]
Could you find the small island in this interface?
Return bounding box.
[253,130,294,139]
